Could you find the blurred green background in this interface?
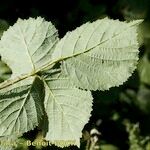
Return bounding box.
[1,0,150,150]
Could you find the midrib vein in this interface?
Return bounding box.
[17,24,36,71]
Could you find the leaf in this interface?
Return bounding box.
[0,17,59,79]
[0,136,17,150]
[0,19,9,39]
[118,0,148,21]
[55,18,142,90]
[0,16,142,149]
[0,20,10,83]
[42,70,93,147]
[100,144,119,150]
[0,60,11,82]
[137,85,150,114]
[138,21,150,46]
[124,121,149,150]
[138,54,150,85]
[0,76,45,136]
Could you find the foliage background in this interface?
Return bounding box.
[0,0,150,150]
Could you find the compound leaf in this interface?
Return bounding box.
[0,17,58,79]
[55,18,142,90]
[0,16,142,149]
[42,70,93,147]
[0,76,45,136]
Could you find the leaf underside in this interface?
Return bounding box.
[42,71,93,147]
[0,17,58,79]
[55,18,142,90]
[0,136,18,150]
[0,76,44,136]
[0,17,142,148]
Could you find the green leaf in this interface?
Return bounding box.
[0,76,45,136]
[0,20,10,83]
[124,120,149,150]
[0,19,9,39]
[138,21,150,46]
[100,144,119,150]
[42,71,93,147]
[138,54,150,85]
[137,85,150,114]
[0,17,58,79]
[118,0,148,21]
[56,18,142,90]
[0,60,11,82]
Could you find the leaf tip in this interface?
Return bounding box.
[129,19,144,27]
